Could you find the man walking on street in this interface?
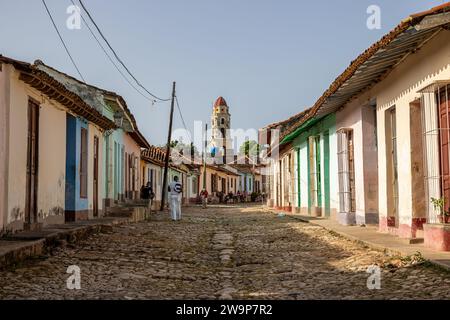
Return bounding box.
[168,176,183,221]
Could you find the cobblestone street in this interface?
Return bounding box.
[0,205,449,300]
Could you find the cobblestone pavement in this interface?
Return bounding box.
[0,205,449,300]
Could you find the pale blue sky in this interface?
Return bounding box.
[0,0,445,147]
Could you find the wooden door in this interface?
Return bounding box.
[124,152,128,198]
[25,100,39,227]
[221,177,226,193]
[438,86,450,213]
[390,108,399,226]
[93,136,99,217]
[278,161,282,206]
[132,154,136,197]
[347,131,356,212]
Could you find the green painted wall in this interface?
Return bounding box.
[292,114,337,216]
[102,103,125,202]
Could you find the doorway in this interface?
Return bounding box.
[337,128,356,216]
[386,106,399,227]
[25,99,39,229]
[93,135,99,217]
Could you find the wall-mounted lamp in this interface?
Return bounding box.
[114,113,124,128]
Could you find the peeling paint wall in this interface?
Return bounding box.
[36,64,107,114]
[6,67,66,230]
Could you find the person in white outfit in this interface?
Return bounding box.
[168,176,183,221]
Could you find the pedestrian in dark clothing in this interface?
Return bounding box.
[141,182,155,212]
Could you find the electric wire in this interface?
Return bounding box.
[69,0,156,102]
[77,0,171,101]
[42,0,85,82]
[175,95,192,140]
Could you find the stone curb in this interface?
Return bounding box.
[0,217,134,271]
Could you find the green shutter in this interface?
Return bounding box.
[307,139,311,211]
[323,132,331,217]
[297,148,301,208]
[315,136,322,208]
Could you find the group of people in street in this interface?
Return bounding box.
[198,190,265,207]
[141,176,265,221]
[140,175,183,221]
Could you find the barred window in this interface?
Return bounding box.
[308,136,321,207]
[420,82,450,223]
[337,128,355,214]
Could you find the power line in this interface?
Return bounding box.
[175,95,192,140]
[69,0,156,103]
[42,0,85,82]
[77,0,171,101]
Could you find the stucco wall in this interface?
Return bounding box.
[199,167,238,195]
[298,140,309,209]
[0,64,11,231]
[372,30,450,229]
[6,68,66,229]
[336,98,379,224]
[328,124,339,217]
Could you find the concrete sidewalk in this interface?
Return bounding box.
[0,217,135,270]
[279,212,450,271]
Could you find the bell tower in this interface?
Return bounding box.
[211,96,232,164]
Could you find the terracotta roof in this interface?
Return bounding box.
[263,107,311,139]
[211,165,240,176]
[141,146,193,173]
[32,59,150,149]
[0,55,152,148]
[273,2,450,142]
[0,55,116,130]
[214,96,228,108]
[141,146,167,166]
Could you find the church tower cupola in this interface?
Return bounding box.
[211,96,232,163]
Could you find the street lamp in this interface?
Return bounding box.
[114,113,124,128]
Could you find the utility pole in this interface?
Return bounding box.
[203,123,207,190]
[160,81,176,211]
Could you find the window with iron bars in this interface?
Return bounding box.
[337,128,356,214]
[308,136,321,207]
[419,81,450,224]
[283,155,291,206]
